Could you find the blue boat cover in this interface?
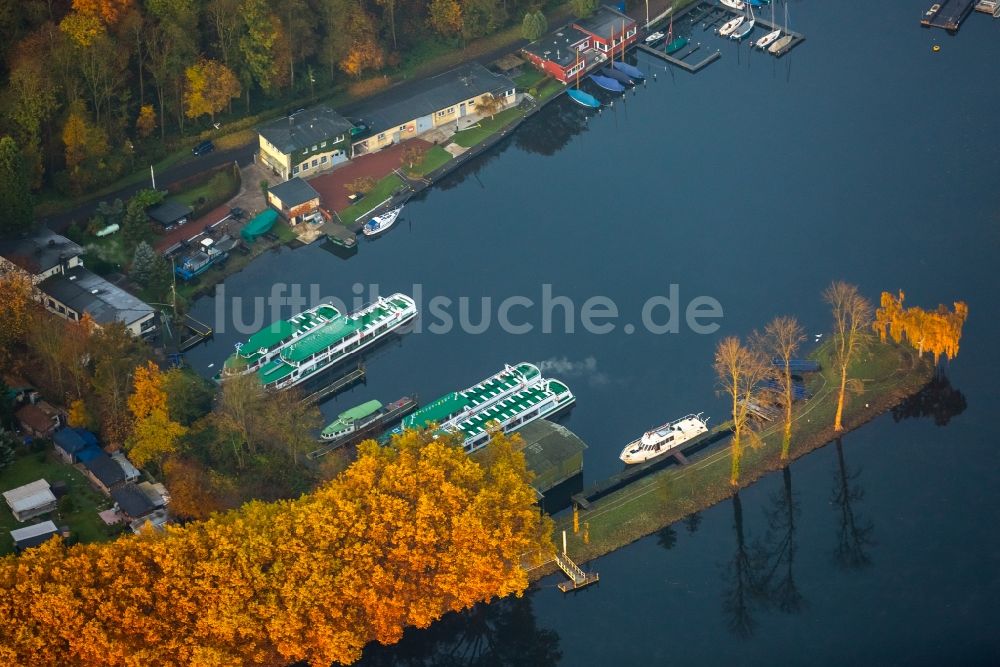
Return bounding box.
[76,444,104,463]
[567,89,601,108]
[589,74,625,93]
[612,61,645,79]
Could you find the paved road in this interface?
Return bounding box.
[40,0,667,234]
[41,144,256,233]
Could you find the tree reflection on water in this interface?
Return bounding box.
[892,370,967,427]
[831,438,875,571]
[358,595,560,667]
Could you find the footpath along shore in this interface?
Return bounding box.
[527,339,934,577]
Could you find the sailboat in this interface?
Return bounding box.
[730,3,755,40]
[720,0,745,9]
[755,0,781,49]
[566,51,601,109]
[664,13,689,55]
[611,20,645,79]
[768,2,794,54]
[589,73,625,93]
[602,29,634,85]
[718,14,744,36]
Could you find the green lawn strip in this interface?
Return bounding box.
[0,450,117,557]
[537,341,932,571]
[172,169,241,219]
[536,78,565,102]
[407,146,453,177]
[514,69,546,90]
[451,107,525,148]
[338,174,406,224]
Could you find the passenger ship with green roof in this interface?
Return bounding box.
[222,293,417,390]
[389,362,575,453]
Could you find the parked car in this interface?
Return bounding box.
[192,140,214,156]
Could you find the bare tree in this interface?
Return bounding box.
[824,282,873,431]
[715,336,772,486]
[758,316,805,460]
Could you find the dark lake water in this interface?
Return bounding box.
[185,1,1000,663]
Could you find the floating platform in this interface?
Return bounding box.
[682,0,806,57]
[636,42,721,73]
[921,0,976,30]
[299,364,367,405]
[555,551,599,592]
[510,419,587,496]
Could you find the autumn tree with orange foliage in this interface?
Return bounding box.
[0,428,554,666]
[873,290,968,364]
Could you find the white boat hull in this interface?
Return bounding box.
[755,29,781,49]
[619,414,709,465]
[720,0,745,9]
[719,16,744,36]
[730,18,755,40]
[362,206,402,236]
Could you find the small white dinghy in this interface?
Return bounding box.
[718,15,744,36]
[755,28,781,50]
[362,206,402,236]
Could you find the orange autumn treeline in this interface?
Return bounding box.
[0,430,554,666]
[873,291,968,363]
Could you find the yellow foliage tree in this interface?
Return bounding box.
[73,0,133,25]
[67,399,90,429]
[136,104,156,138]
[126,361,186,468]
[429,0,463,37]
[184,59,241,122]
[0,428,553,665]
[59,11,104,47]
[0,272,34,373]
[873,290,968,364]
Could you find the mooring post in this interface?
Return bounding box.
[583,522,590,545]
[562,530,567,555]
[573,504,579,534]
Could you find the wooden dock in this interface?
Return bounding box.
[921,0,977,31]
[299,365,366,405]
[555,551,599,592]
[636,42,721,73]
[671,0,806,58]
[571,425,731,510]
[176,314,213,351]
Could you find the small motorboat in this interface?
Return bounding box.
[718,15,744,36]
[589,73,625,93]
[362,206,402,236]
[567,88,601,108]
[644,31,665,44]
[612,60,645,80]
[619,414,709,465]
[755,28,781,49]
[600,67,633,85]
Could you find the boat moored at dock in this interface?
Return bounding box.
[222,293,417,390]
[611,60,645,80]
[389,362,575,453]
[589,73,626,93]
[321,399,383,441]
[567,89,601,108]
[362,206,402,236]
[719,15,744,36]
[619,413,709,464]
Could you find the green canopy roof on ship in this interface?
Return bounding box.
[321,400,382,438]
[401,393,469,430]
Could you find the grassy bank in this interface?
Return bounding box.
[536,340,934,571]
[338,174,406,224]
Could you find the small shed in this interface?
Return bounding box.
[52,428,100,464]
[3,479,58,522]
[10,520,60,553]
[82,452,127,494]
[111,484,157,521]
[148,201,194,230]
[267,177,322,225]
